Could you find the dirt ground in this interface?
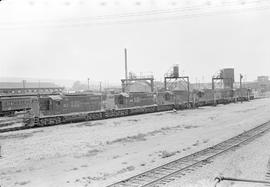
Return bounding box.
[165,127,270,187]
[1,98,270,187]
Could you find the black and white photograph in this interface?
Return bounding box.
[1,0,270,186]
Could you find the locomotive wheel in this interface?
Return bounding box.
[55,117,61,124]
[39,119,46,126]
[85,115,91,121]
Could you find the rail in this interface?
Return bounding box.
[107,120,270,187]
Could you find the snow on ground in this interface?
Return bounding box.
[1,98,270,187]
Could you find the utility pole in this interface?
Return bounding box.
[87,78,90,90]
[38,80,40,94]
[124,48,128,92]
[99,81,103,110]
[22,80,26,89]
[99,81,102,92]
[212,77,215,106]
[22,80,26,94]
[240,74,243,103]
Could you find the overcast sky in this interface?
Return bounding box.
[0,0,270,85]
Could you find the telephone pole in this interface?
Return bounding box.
[87,78,90,90]
[124,48,128,92]
[99,81,102,92]
[22,80,26,94]
[240,74,243,103]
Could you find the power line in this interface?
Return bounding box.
[0,0,269,29]
[0,0,250,24]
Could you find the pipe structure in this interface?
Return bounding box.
[214,176,270,187]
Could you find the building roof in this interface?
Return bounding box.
[0,82,60,89]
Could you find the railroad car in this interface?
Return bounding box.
[38,94,102,116]
[173,90,190,104]
[234,88,254,101]
[0,96,37,116]
[193,88,235,106]
[114,92,155,108]
[156,90,191,106]
[193,89,214,106]
[156,91,175,105]
[25,93,103,126]
[23,87,255,127]
[215,88,234,104]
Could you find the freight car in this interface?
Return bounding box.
[0,96,37,116]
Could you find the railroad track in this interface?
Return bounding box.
[0,116,26,133]
[264,158,270,186]
[107,121,270,187]
[0,119,23,127]
[0,126,29,133]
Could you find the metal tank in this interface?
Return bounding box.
[172,65,179,78]
[220,68,234,89]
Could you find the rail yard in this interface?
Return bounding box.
[1,1,270,186]
[0,67,269,187]
[1,96,270,187]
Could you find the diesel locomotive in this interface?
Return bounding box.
[21,88,254,127]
